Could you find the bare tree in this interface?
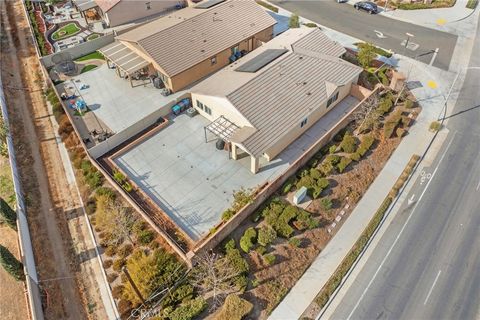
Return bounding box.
[351,94,380,135]
[96,196,137,246]
[190,252,241,310]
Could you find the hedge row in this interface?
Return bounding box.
[255,0,279,12]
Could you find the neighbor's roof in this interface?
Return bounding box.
[115,0,277,77]
[74,0,98,11]
[95,0,121,12]
[191,28,360,158]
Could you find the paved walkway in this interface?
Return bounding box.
[265,3,474,319]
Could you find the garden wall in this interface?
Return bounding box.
[40,33,115,68]
[189,86,379,258]
[88,92,191,159]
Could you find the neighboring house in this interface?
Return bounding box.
[190,28,363,173]
[74,0,182,27]
[99,0,276,92]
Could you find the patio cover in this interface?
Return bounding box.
[99,41,150,75]
[204,116,239,142]
[74,0,98,11]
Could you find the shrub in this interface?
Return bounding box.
[255,0,278,12]
[337,157,352,173]
[113,170,126,183]
[137,229,155,245]
[293,210,313,230]
[396,127,406,138]
[340,133,356,153]
[264,253,276,265]
[106,272,118,282]
[303,22,317,28]
[118,244,133,259]
[319,160,334,176]
[255,246,267,255]
[0,245,24,281]
[329,144,337,154]
[317,178,329,189]
[85,171,103,189]
[384,111,402,138]
[224,238,236,253]
[231,188,254,212]
[356,42,392,58]
[222,209,235,222]
[430,121,441,132]
[289,13,300,28]
[289,237,301,247]
[112,258,125,272]
[320,198,333,211]
[104,246,116,257]
[257,225,277,247]
[377,96,394,115]
[103,259,113,269]
[467,0,478,9]
[0,198,17,230]
[117,299,132,317]
[161,284,194,308]
[309,168,322,180]
[377,68,389,86]
[112,285,124,299]
[123,182,133,192]
[168,297,207,320]
[296,175,316,190]
[240,227,257,253]
[214,294,253,320]
[95,187,116,200]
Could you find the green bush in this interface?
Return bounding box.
[289,237,301,247]
[240,227,257,253]
[169,297,207,320]
[384,110,402,138]
[317,178,329,189]
[357,42,377,69]
[137,229,155,245]
[377,96,394,115]
[257,225,277,247]
[293,210,314,230]
[123,182,133,192]
[161,283,194,309]
[0,198,17,230]
[282,178,295,194]
[222,209,235,222]
[340,133,356,153]
[113,170,126,183]
[377,68,389,86]
[296,175,316,190]
[0,245,24,281]
[112,258,125,272]
[329,145,337,154]
[289,13,300,28]
[467,0,478,9]
[319,160,334,176]
[255,0,278,12]
[337,157,352,173]
[429,121,441,132]
[264,254,276,265]
[303,22,317,28]
[214,294,253,320]
[356,42,392,58]
[224,238,236,253]
[350,152,361,162]
[320,198,333,211]
[95,187,116,200]
[309,168,322,180]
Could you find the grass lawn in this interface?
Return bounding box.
[52,23,81,40]
[80,65,98,73]
[86,34,100,41]
[75,51,104,61]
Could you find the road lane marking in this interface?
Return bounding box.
[374,30,387,38]
[476,179,480,191]
[408,194,415,205]
[424,270,442,305]
[346,132,457,320]
[429,48,439,66]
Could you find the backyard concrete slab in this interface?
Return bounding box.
[113,96,359,241]
[69,64,186,133]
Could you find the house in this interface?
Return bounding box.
[74,0,183,27]
[190,28,363,173]
[98,0,276,92]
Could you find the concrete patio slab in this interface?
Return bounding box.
[69,64,186,133]
[113,95,359,241]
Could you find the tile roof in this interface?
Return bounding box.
[116,0,277,76]
[94,0,121,12]
[227,52,361,157]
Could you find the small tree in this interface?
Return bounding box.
[0,245,24,281]
[320,198,333,211]
[351,94,380,135]
[191,252,242,310]
[0,198,17,230]
[357,42,377,69]
[289,13,300,28]
[95,196,137,246]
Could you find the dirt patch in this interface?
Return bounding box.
[2,1,109,319]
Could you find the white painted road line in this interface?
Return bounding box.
[476,179,480,191]
[424,270,442,305]
[346,131,457,320]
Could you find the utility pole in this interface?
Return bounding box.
[122,266,146,305]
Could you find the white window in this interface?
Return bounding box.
[146,2,151,10]
[204,105,212,115]
[300,118,308,128]
[231,45,239,55]
[196,100,204,110]
[327,91,339,108]
[211,56,217,65]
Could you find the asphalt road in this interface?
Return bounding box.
[329,21,480,320]
[272,1,458,70]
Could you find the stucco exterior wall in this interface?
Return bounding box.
[265,81,355,160]
[191,93,252,128]
[105,1,178,27]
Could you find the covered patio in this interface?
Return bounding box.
[98,41,153,87]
